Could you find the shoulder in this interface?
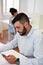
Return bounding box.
[32,28,42,39]
[9,16,14,23]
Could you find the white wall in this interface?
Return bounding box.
[0,0,3,33]
[0,0,43,32]
[0,0,2,20]
[0,0,8,33]
[19,0,43,14]
[19,0,28,14]
[35,0,43,15]
[19,0,43,32]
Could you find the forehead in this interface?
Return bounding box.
[14,21,22,27]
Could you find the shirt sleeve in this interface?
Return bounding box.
[20,57,43,65]
[0,33,18,52]
[20,33,43,65]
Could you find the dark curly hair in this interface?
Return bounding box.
[9,8,17,15]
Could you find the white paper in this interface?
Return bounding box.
[1,50,26,59]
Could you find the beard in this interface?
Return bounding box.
[20,26,27,36]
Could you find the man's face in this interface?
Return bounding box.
[14,21,27,36]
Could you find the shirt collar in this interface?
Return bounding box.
[26,27,33,37]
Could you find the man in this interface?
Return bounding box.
[0,13,43,65]
[8,8,18,40]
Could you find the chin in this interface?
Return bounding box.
[20,33,22,35]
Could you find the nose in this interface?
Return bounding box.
[16,28,19,32]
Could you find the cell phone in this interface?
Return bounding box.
[2,54,6,57]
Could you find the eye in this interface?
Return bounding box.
[15,27,20,30]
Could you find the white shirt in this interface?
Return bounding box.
[0,27,43,65]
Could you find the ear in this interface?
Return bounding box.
[24,22,28,27]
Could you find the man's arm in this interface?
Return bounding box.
[0,38,18,52]
[2,55,17,64]
[2,52,43,65]
[13,47,19,52]
[19,57,43,65]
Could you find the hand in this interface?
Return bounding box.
[3,55,17,64]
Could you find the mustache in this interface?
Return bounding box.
[20,26,27,36]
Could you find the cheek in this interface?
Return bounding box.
[19,26,23,32]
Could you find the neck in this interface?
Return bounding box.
[26,25,32,35]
